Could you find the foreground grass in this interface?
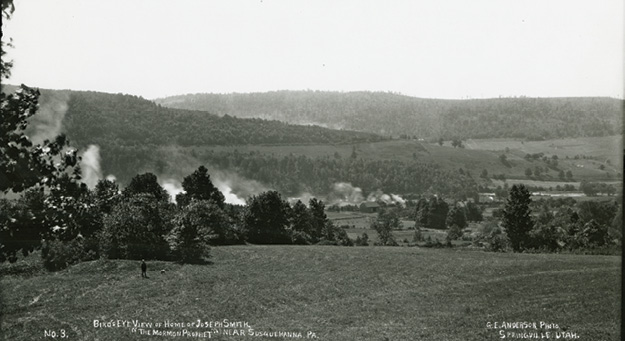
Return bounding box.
[1,246,620,340]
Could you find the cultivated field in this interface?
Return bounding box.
[1,246,620,340]
[160,135,622,185]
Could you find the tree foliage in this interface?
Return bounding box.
[371,208,400,246]
[123,172,169,202]
[177,165,225,208]
[501,185,534,251]
[100,194,173,260]
[167,200,226,263]
[244,191,292,244]
[155,91,623,140]
[446,205,467,229]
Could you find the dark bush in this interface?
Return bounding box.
[41,238,95,271]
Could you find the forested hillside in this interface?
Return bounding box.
[156,91,623,140]
[11,88,383,148]
[6,86,479,199]
[103,145,479,200]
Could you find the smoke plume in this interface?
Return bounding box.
[211,171,267,205]
[26,91,70,145]
[366,189,406,207]
[326,182,365,206]
[161,179,185,203]
[79,144,117,189]
[287,182,406,208]
[80,145,103,188]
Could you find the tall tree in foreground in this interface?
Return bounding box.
[1,0,82,263]
[502,184,534,251]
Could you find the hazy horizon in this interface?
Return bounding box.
[3,1,623,100]
[3,83,624,102]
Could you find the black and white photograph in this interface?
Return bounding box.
[1,1,622,340]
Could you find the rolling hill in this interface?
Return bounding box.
[3,85,621,201]
[1,245,621,340]
[155,91,624,140]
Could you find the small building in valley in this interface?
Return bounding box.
[359,201,380,213]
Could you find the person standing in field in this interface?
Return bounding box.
[141,259,147,278]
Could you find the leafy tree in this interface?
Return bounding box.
[501,184,534,251]
[94,178,121,214]
[244,191,292,244]
[290,200,313,244]
[0,189,46,262]
[579,219,610,247]
[371,208,400,246]
[309,198,329,242]
[414,198,429,228]
[525,168,533,178]
[0,0,83,263]
[100,194,173,260]
[428,197,449,230]
[355,232,369,246]
[123,173,169,202]
[177,165,225,208]
[480,169,488,179]
[576,200,617,227]
[414,196,449,230]
[465,201,483,222]
[499,154,511,167]
[446,206,468,229]
[167,200,226,263]
[446,224,463,241]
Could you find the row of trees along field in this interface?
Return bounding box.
[156,91,623,140]
[0,167,353,270]
[448,185,620,253]
[361,184,621,253]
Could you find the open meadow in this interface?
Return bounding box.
[1,245,620,340]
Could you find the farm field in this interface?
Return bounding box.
[1,246,620,340]
[464,135,622,163]
[163,134,622,184]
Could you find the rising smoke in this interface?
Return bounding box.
[288,182,406,207]
[80,145,103,188]
[159,168,268,205]
[79,145,117,189]
[26,91,70,145]
[161,179,185,203]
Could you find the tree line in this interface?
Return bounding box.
[0,166,357,269]
[481,184,621,253]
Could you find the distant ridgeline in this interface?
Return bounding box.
[155,91,624,140]
[57,90,384,147]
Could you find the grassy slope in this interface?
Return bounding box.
[1,246,620,340]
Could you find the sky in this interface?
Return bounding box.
[3,0,623,100]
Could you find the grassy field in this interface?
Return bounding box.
[160,135,622,185]
[464,135,622,164]
[1,246,620,340]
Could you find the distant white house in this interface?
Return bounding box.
[478,193,497,202]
